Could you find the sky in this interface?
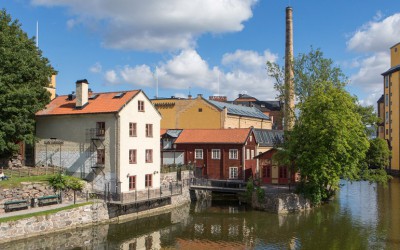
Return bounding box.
[2,0,400,105]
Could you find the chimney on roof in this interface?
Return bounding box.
[284,6,295,131]
[76,79,89,109]
[197,94,203,99]
[188,94,192,99]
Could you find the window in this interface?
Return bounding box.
[264,166,272,178]
[251,150,254,159]
[229,149,238,159]
[129,149,137,164]
[146,124,153,137]
[145,174,152,187]
[229,167,238,179]
[138,100,145,112]
[385,76,389,88]
[386,129,388,135]
[249,135,253,142]
[96,122,105,136]
[198,108,203,112]
[129,123,137,137]
[146,149,153,163]
[212,149,220,159]
[129,176,136,190]
[386,111,389,123]
[246,149,250,160]
[97,149,105,164]
[195,149,203,159]
[279,167,288,178]
[385,94,389,106]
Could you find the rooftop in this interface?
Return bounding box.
[207,99,270,120]
[174,128,252,144]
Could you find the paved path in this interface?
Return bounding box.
[0,201,87,219]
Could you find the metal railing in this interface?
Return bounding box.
[190,178,246,189]
[103,180,185,204]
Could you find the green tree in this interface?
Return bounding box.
[267,48,390,204]
[0,9,54,157]
[365,138,391,169]
[291,83,370,204]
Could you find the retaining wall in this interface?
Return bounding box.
[252,192,311,213]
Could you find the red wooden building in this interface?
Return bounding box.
[174,128,257,181]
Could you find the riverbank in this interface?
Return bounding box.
[0,185,191,243]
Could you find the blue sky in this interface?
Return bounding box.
[3,0,400,105]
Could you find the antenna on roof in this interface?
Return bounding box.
[154,66,159,98]
[36,21,39,47]
[217,70,220,96]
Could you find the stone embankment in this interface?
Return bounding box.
[0,180,191,243]
[0,181,87,213]
[252,192,311,213]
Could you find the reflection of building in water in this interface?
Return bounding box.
[120,231,161,250]
[377,178,400,248]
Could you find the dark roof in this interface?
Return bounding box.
[207,99,270,120]
[377,94,384,103]
[254,101,281,111]
[164,129,183,138]
[382,65,400,76]
[254,129,284,147]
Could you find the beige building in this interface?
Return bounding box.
[35,79,161,195]
[380,42,400,174]
[152,94,272,130]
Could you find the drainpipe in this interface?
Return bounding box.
[242,144,246,181]
[115,113,121,195]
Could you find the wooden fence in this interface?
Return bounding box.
[1,166,63,178]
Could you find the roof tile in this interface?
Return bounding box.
[174,128,251,144]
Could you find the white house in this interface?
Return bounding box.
[35,79,161,198]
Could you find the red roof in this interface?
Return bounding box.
[174,128,252,144]
[36,90,140,116]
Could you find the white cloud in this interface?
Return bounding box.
[347,13,400,53]
[349,52,389,92]
[89,62,102,73]
[101,49,279,100]
[31,0,258,51]
[104,70,118,84]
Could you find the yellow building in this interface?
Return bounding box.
[45,74,57,100]
[151,94,272,129]
[381,42,400,174]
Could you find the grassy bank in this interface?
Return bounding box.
[0,202,92,223]
[0,175,52,189]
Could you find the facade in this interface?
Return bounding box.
[377,95,385,139]
[152,94,272,130]
[232,94,283,130]
[35,79,161,194]
[173,128,257,181]
[380,42,400,174]
[256,149,297,184]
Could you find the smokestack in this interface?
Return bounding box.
[76,79,89,109]
[284,6,295,131]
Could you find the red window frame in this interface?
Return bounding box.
[146,124,153,137]
[129,149,137,164]
[145,149,153,163]
[129,175,136,190]
[145,174,152,187]
[129,123,137,137]
[138,100,145,112]
[97,149,105,164]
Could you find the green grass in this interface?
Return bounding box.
[0,175,54,189]
[0,202,92,223]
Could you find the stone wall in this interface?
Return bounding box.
[252,192,311,214]
[0,202,110,243]
[0,181,88,213]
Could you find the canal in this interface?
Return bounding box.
[1,179,399,249]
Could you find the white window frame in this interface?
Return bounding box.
[211,149,220,159]
[195,149,203,159]
[246,149,250,160]
[229,167,238,179]
[251,150,254,159]
[229,149,238,159]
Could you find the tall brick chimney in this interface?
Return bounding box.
[284,6,295,131]
[76,79,89,109]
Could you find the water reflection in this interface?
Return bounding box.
[0,180,399,249]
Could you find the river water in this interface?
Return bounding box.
[1,179,399,250]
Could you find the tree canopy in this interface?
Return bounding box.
[267,48,390,204]
[0,9,54,157]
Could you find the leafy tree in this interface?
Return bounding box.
[267,48,390,204]
[0,9,54,157]
[291,83,369,204]
[365,138,391,169]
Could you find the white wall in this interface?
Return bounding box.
[35,113,117,192]
[118,91,161,192]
